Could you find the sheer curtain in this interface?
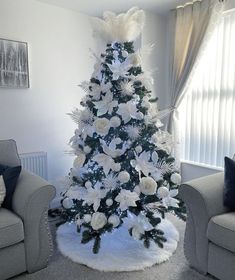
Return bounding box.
[179,10,235,167]
[167,0,220,131]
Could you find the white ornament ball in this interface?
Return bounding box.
[106,198,113,206]
[135,145,142,153]
[62,198,74,209]
[122,50,128,58]
[85,181,92,188]
[139,177,158,195]
[110,116,121,128]
[170,173,181,185]
[84,146,92,154]
[157,186,170,199]
[113,163,121,172]
[108,215,120,228]
[83,214,92,223]
[91,212,107,230]
[118,171,130,184]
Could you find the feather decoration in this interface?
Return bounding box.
[90,7,145,43]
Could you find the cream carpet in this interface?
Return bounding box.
[13,215,214,280]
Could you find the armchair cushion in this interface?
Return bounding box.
[224,156,235,210]
[207,212,235,254]
[0,176,6,206]
[0,208,24,249]
[0,164,21,209]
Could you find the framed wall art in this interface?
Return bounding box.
[0,38,29,88]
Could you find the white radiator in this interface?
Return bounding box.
[19,152,48,180]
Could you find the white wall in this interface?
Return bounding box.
[141,11,167,110]
[0,0,95,180]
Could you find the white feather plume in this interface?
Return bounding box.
[90,7,145,43]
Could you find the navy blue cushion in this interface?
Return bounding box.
[224,157,235,210]
[0,164,21,209]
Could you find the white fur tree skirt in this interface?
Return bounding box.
[57,219,179,272]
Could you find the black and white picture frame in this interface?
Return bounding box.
[0,38,29,88]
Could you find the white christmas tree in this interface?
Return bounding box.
[61,7,186,254]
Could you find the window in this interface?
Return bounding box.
[179,10,235,168]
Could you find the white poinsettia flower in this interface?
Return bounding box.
[100,138,127,158]
[115,189,139,211]
[130,71,154,90]
[65,185,87,201]
[92,153,116,175]
[82,182,107,212]
[70,164,88,180]
[102,173,118,189]
[117,101,142,124]
[151,130,173,154]
[161,189,179,209]
[89,83,101,101]
[100,81,112,93]
[93,93,118,116]
[90,7,145,43]
[151,169,163,181]
[134,151,156,177]
[125,212,154,240]
[108,60,131,80]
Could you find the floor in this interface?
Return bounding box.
[13,215,214,280]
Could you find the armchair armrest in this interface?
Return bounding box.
[12,170,55,273]
[179,172,227,274]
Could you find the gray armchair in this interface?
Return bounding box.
[179,172,235,280]
[0,140,55,280]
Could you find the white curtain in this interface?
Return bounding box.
[179,10,235,167]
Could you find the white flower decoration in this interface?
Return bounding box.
[102,173,118,189]
[134,151,156,177]
[100,138,127,158]
[108,60,131,80]
[83,182,107,212]
[65,185,87,201]
[90,212,107,230]
[163,190,179,208]
[117,101,142,124]
[115,189,139,211]
[126,212,154,240]
[93,118,111,136]
[93,93,118,116]
[119,80,135,96]
[139,176,158,195]
[89,83,102,100]
[92,153,116,175]
[126,125,141,140]
[152,130,173,154]
[73,153,86,169]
